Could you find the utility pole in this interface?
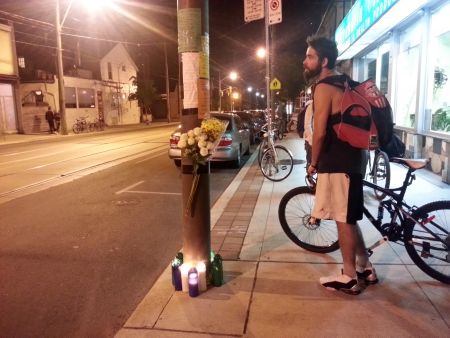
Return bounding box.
[55,0,68,135]
[177,0,211,266]
[164,41,171,123]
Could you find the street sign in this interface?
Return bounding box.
[270,78,281,90]
[244,0,264,23]
[268,0,282,25]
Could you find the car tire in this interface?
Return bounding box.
[174,159,181,167]
[233,147,241,168]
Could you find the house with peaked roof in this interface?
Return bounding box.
[19,43,140,134]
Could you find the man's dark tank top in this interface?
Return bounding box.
[315,75,367,174]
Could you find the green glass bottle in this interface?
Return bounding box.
[212,254,223,287]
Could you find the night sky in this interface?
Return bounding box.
[0,0,328,97]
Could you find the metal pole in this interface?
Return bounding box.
[55,0,68,135]
[218,71,222,111]
[164,41,171,122]
[264,0,271,126]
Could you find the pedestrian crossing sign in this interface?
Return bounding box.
[270,78,281,90]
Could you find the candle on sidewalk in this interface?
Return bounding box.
[196,261,207,292]
[188,267,199,297]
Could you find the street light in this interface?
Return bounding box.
[218,71,238,111]
[256,47,266,59]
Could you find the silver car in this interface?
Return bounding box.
[168,112,251,167]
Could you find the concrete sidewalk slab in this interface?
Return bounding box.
[116,133,450,338]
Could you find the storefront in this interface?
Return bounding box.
[0,22,21,134]
[335,0,450,183]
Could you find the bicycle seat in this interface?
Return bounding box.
[390,157,428,170]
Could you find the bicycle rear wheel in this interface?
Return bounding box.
[404,201,450,284]
[72,123,81,134]
[278,186,339,253]
[260,145,293,182]
[372,151,390,200]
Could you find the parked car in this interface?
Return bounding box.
[168,112,251,167]
[232,111,263,144]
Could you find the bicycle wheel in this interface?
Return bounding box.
[258,138,268,166]
[372,151,390,200]
[278,186,339,253]
[72,123,81,134]
[260,145,293,182]
[404,201,450,284]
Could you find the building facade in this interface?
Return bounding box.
[0,22,21,134]
[319,0,450,183]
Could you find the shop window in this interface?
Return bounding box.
[428,3,450,135]
[18,57,25,68]
[395,22,422,128]
[77,88,95,108]
[64,87,77,108]
[380,52,389,95]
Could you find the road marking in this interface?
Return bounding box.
[116,181,145,194]
[115,180,181,196]
[122,191,181,196]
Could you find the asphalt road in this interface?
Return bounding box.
[0,127,253,337]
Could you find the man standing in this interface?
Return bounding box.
[304,35,377,295]
[45,106,56,134]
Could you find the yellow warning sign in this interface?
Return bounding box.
[270,78,281,90]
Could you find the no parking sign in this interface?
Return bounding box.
[269,0,282,25]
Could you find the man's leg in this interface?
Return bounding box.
[336,221,357,278]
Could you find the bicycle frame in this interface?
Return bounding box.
[362,166,448,255]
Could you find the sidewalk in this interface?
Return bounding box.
[116,133,450,338]
[0,121,179,146]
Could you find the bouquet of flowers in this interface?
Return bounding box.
[177,118,227,215]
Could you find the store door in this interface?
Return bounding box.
[0,83,17,133]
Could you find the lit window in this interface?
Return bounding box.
[77,88,95,108]
[18,57,25,68]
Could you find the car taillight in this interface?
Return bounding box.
[169,135,180,147]
[218,135,232,146]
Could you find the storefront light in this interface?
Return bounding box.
[336,0,431,60]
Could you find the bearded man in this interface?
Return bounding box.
[303,35,377,295]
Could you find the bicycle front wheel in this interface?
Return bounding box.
[372,151,390,200]
[278,186,339,253]
[258,138,268,166]
[72,123,81,134]
[260,145,293,182]
[404,201,450,284]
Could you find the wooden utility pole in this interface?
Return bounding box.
[177,0,211,265]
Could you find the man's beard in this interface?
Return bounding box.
[303,64,322,83]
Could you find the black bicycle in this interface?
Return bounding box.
[278,158,450,284]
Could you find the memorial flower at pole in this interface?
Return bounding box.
[177,118,227,216]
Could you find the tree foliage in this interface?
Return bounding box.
[128,74,158,116]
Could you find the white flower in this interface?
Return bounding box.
[177,139,187,148]
[206,141,214,150]
[200,147,208,157]
[187,137,195,145]
[193,127,202,136]
[187,130,195,138]
[180,133,188,141]
[198,140,206,148]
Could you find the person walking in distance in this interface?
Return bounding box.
[45,106,56,134]
[304,35,377,295]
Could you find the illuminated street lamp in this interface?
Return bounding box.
[231,91,240,110]
[256,47,266,59]
[218,71,238,111]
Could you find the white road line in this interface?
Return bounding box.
[115,181,145,194]
[123,191,181,196]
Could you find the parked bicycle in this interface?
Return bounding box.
[278,158,450,284]
[89,117,105,132]
[258,121,294,182]
[72,116,90,134]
